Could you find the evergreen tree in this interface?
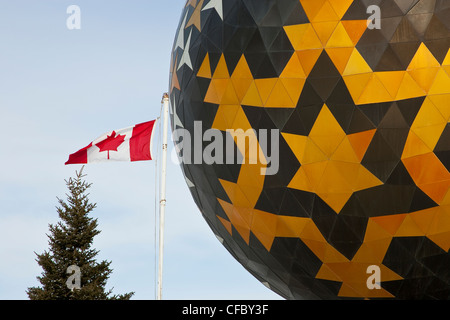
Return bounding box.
[27,167,134,300]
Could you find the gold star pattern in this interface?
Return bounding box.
[282,105,381,213]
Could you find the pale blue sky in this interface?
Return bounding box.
[0,0,281,300]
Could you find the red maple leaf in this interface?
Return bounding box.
[95,131,126,159]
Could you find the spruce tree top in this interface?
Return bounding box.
[27,167,134,300]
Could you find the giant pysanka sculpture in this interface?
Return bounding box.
[169,0,450,299]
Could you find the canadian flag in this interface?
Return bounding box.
[65,120,157,165]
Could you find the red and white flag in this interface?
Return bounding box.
[65,120,157,165]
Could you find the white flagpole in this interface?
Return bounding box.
[157,92,169,300]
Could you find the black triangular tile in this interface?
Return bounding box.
[347,107,377,134]
[343,0,371,20]
[265,107,296,131]
[389,41,422,69]
[424,38,450,64]
[390,16,421,42]
[359,101,392,126]
[385,161,415,185]
[424,14,450,40]
[379,0,405,17]
[282,109,309,135]
[259,2,283,27]
[376,42,406,71]
[378,102,409,129]
[396,96,425,127]
[278,0,309,25]
[408,187,438,212]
